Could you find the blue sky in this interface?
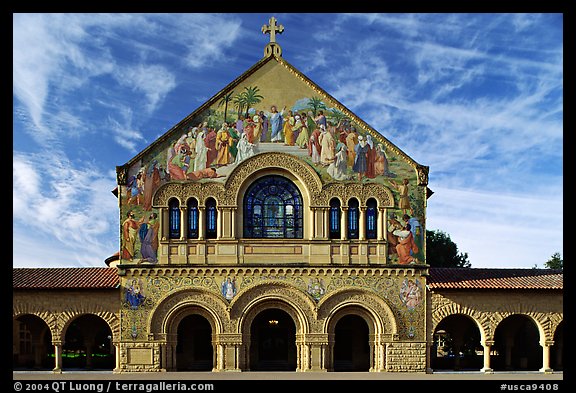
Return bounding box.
[12,13,563,269]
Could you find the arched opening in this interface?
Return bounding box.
[347,198,359,239]
[176,314,213,371]
[550,321,563,371]
[249,308,297,371]
[329,198,341,239]
[333,314,370,371]
[492,315,542,371]
[62,315,114,370]
[205,198,217,239]
[243,175,303,239]
[13,315,53,370]
[431,314,482,371]
[168,198,180,239]
[187,198,199,239]
[365,198,377,239]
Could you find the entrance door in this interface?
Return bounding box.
[176,314,213,371]
[250,308,296,371]
[333,314,370,371]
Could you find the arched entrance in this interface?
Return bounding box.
[550,321,563,371]
[249,308,296,371]
[13,315,53,370]
[63,314,114,370]
[333,314,370,371]
[493,315,542,371]
[431,314,482,371]
[176,314,213,371]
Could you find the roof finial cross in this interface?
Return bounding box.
[262,16,284,44]
[261,17,284,58]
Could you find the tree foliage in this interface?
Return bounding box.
[426,229,471,268]
[544,252,563,270]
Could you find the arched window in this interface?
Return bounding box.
[205,198,217,239]
[366,198,378,239]
[244,175,303,238]
[187,198,199,239]
[169,198,180,239]
[347,198,359,239]
[329,198,341,239]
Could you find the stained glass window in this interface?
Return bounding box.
[347,198,359,239]
[187,198,199,239]
[169,198,180,239]
[366,198,377,239]
[206,198,217,239]
[329,198,341,239]
[244,175,303,238]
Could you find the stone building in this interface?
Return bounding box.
[12,17,563,374]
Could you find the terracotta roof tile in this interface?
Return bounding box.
[13,267,120,289]
[427,267,563,290]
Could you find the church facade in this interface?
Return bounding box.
[12,18,563,374]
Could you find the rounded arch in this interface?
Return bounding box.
[230,282,315,335]
[225,152,322,206]
[431,304,489,345]
[318,288,398,336]
[148,288,230,335]
[492,313,543,371]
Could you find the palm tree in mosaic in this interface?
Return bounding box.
[329,108,349,127]
[242,86,264,118]
[306,96,327,117]
[233,92,247,118]
[218,91,234,123]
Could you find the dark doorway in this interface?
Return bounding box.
[63,314,114,370]
[176,314,213,371]
[250,308,296,371]
[333,314,370,371]
[493,315,542,371]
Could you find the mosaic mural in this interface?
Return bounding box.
[117,55,427,266]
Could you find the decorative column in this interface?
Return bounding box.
[180,207,187,240]
[217,207,223,239]
[539,340,554,373]
[198,207,205,240]
[481,340,494,373]
[52,342,63,373]
[160,208,169,241]
[231,207,237,239]
[323,208,330,239]
[340,207,348,240]
[359,206,366,240]
[113,343,121,373]
[377,208,386,240]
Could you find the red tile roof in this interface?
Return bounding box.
[13,267,120,289]
[428,268,563,290]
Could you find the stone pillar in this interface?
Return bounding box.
[481,340,494,373]
[539,340,553,373]
[113,343,121,373]
[359,206,366,240]
[160,208,169,241]
[198,207,205,240]
[323,208,330,240]
[52,342,62,373]
[217,207,223,239]
[180,207,187,240]
[340,207,348,240]
[231,208,237,239]
[377,208,385,240]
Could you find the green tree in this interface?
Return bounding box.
[233,92,247,118]
[306,97,327,117]
[218,91,234,123]
[426,229,471,268]
[544,252,563,270]
[242,86,264,117]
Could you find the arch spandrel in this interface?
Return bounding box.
[321,182,395,207]
[317,287,398,335]
[153,181,227,207]
[229,281,316,334]
[148,287,230,335]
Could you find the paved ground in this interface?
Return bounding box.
[13,370,564,380]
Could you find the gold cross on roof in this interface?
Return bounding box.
[262,17,284,44]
